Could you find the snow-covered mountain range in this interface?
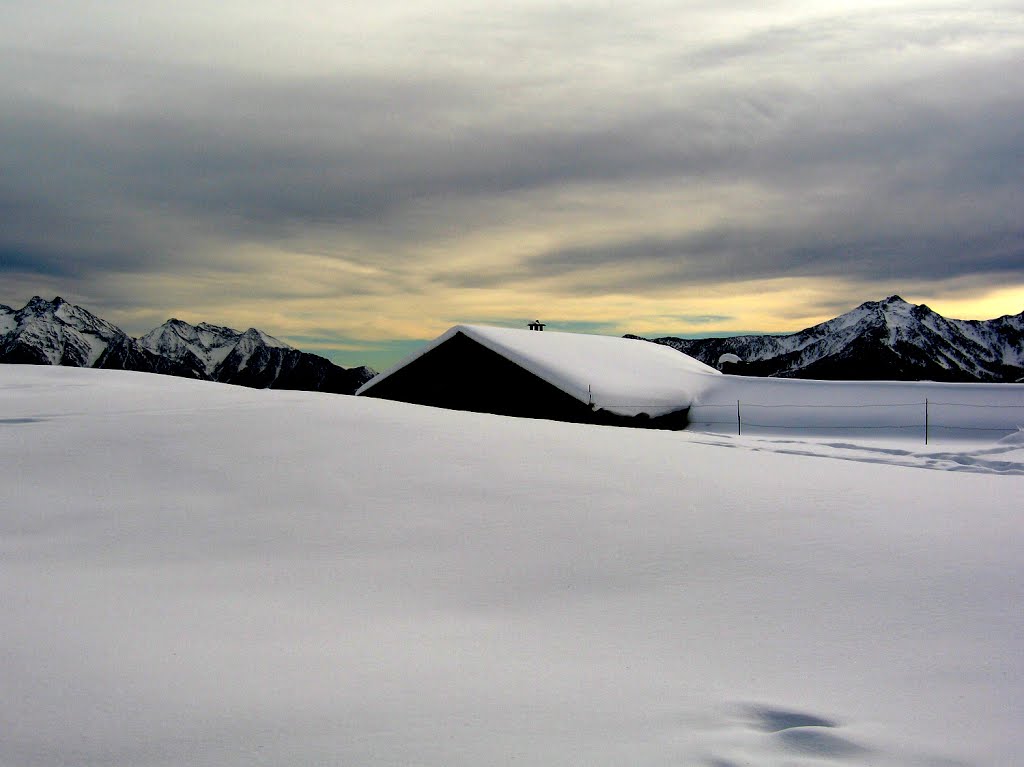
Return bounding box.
[628,296,1024,382]
[0,297,375,394]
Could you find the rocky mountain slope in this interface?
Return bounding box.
[628,296,1024,382]
[140,318,374,393]
[0,297,374,394]
[0,296,196,377]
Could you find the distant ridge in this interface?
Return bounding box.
[627,296,1024,382]
[0,297,375,394]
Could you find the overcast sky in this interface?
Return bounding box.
[2,1,1022,368]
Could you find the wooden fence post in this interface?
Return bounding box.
[925,398,929,445]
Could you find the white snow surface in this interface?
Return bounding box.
[358,324,720,416]
[2,365,1023,767]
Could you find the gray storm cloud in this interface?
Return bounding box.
[1,1,1022,335]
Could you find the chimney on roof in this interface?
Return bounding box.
[528,320,545,331]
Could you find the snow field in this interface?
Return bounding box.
[1,366,1022,766]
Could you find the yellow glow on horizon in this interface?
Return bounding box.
[103,263,1024,351]
[93,220,1024,354]
[906,286,1024,323]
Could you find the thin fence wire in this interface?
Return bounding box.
[689,400,1024,410]
[678,399,1024,441]
[590,402,1024,409]
[732,402,917,409]
[737,423,923,430]
[930,402,1024,408]
[591,400,1023,436]
[931,424,1020,432]
[673,422,1018,431]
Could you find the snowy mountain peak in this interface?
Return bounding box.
[139,319,294,376]
[2,297,375,394]
[633,297,1024,382]
[240,327,293,350]
[851,295,914,320]
[25,295,72,314]
[0,296,136,367]
[194,321,238,336]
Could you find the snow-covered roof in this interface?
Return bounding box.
[357,324,720,417]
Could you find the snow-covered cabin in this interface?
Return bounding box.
[356,325,720,429]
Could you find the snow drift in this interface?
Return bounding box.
[1,365,1022,767]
